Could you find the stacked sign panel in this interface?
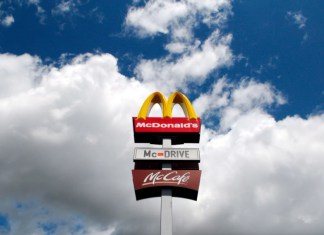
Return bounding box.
[132,91,202,201]
[133,117,201,144]
[134,148,200,161]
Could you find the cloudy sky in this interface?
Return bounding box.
[0,0,324,234]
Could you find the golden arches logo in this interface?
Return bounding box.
[137,91,197,120]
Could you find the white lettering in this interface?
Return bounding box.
[143,172,160,185]
[142,171,190,186]
[136,122,146,128]
[136,122,200,129]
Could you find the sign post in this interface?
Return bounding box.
[131,91,202,235]
[161,139,172,235]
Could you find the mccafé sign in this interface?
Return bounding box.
[133,91,201,144]
[132,170,201,191]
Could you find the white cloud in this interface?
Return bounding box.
[126,0,231,38]
[127,0,233,93]
[0,52,157,234]
[125,0,232,54]
[0,53,43,98]
[52,0,80,16]
[164,42,187,54]
[126,0,189,36]
[193,77,231,116]
[50,0,105,28]
[136,31,233,93]
[1,15,14,27]
[286,11,308,42]
[174,112,324,235]
[287,11,307,29]
[230,79,285,110]
[27,0,47,24]
[87,227,116,235]
[1,52,324,235]
[28,0,40,4]
[0,0,46,25]
[0,1,105,26]
[193,78,286,129]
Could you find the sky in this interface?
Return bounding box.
[0,0,323,234]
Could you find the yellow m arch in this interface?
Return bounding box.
[137,91,197,120]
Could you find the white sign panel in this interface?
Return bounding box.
[134,148,200,161]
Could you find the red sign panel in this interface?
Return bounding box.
[132,170,201,191]
[133,117,201,144]
[133,117,201,133]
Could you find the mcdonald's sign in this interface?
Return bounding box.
[133,91,201,144]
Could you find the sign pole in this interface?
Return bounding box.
[132,92,201,235]
[161,139,172,235]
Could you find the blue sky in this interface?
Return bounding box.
[226,1,324,118]
[0,0,324,235]
[1,0,323,119]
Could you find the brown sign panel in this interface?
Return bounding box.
[132,170,201,200]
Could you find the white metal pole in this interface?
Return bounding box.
[161,139,172,235]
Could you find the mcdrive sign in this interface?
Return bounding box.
[134,148,200,161]
[133,91,201,144]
